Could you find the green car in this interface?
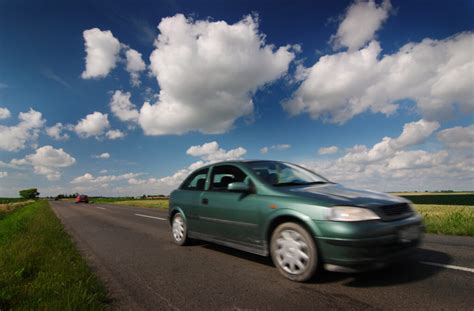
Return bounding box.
[168,160,423,282]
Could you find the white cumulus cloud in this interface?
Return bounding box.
[74,112,110,138]
[46,122,70,141]
[342,119,439,164]
[437,124,474,149]
[81,28,121,79]
[260,144,291,154]
[70,173,94,184]
[0,107,11,119]
[92,152,110,159]
[109,90,139,123]
[387,150,448,170]
[106,129,125,140]
[301,120,470,192]
[0,108,45,152]
[319,146,339,155]
[125,48,146,87]
[0,171,7,178]
[139,14,295,135]
[71,172,141,184]
[285,32,474,124]
[260,147,269,154]
[330,0,392,51]
[186,141,246,162]
[12,145,76,181]
[304,147,463,192]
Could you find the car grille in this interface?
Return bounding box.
[378,203,412,219]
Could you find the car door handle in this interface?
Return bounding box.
[202,198,209,205]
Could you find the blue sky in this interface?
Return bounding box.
[0,0,473,197]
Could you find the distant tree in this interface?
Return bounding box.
[19,188,40,199]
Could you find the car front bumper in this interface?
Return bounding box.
[314,214,424,270]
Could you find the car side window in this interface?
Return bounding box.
[210,165,249,191]
[180,168,208,191]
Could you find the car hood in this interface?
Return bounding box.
[282,183,407,207]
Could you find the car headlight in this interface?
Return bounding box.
[408,203,419,216]
[327,206,380,222]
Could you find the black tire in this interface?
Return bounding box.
[171,213,188,246]
[270,222,318,282]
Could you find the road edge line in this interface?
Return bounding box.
[135,213,166,221]
[419,261,474,273]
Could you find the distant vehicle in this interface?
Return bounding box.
[75,194,89,204]
[168,160,423,282]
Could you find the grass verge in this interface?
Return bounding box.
[0,200,108,310]
[414,204,474,236]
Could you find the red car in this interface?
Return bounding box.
[75,194,89,203]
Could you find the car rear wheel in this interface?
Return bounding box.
[171,213,188,245]
[270,222,318,282]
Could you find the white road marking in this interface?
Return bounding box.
[96,206,106,210]
[419,261,474,273]
[135,213,166,221]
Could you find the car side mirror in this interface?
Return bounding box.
[227,182,250,192]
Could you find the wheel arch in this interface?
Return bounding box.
[264,210,322,249]
[169,206,186,225]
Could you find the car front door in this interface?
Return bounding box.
[176,168,209,232]
[198,165,263,247]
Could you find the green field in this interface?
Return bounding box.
[90,197,136,203]
[92,193,474,236]
[395,194,474,235]
[394,193,474,206]
[0,201,108,309]
[108,199,169,209]
[413,204,474,236]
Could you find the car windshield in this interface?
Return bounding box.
[245,161,330,186]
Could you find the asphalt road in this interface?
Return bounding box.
[50,201,474,310]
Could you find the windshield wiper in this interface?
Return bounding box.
[273,181,327,187]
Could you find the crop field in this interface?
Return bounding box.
[111,199,169,209]
[414,204,473,236]
[0,197,29,204]
[0,201,108,309]
[90,196,136,203]
[86,192,474,236]
[0,200,34,219]
[391,192,474,236]
[393,192,474,206]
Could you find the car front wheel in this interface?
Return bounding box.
[270,222,318,282]
[171,213,188,245]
